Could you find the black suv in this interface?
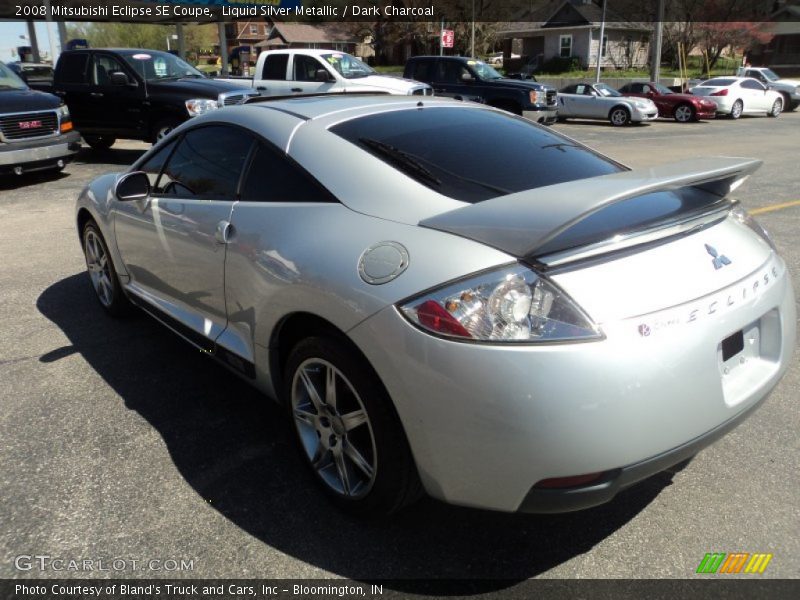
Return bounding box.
[53,49,257,149]
[404,56,558,124]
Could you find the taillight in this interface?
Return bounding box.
[710,89,728,96]
[399,264,602,343]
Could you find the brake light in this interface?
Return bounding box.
[415,300,472,338]
[710,89,728,96]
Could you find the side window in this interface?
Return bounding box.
[138,139,177,189]
[411,61,432,82]
[742,79,764,90]
[92,54,127,86]
[261,54,288,80]
[57,53,89,84]
[562,85,576,94]
[575,85,586,95]
[240,143,337,204]
[294,55,324,82]
[157,126,254,199]
[440,61,464,84]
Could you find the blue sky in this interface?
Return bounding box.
[0,21,64,63]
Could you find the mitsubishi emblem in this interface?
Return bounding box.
[705,244,732,270]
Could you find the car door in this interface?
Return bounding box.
[254,52,292,96]
[740,79,770,111]
[429,60,473,100]
[88,52,145,136]
[218,140,340,370]
[289,53,336,95]
[53,51,92,130]
[113,125,256,350]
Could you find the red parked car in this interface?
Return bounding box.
[618,81,718,122]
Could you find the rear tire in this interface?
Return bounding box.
[81,221,131,317]
[768,98,783,117]
[284,336,422,516]
[84,135,116,151]
[609,106,631,126]
[673,103,695,123]
[729,100,743,119]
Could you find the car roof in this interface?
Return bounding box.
[261,48,355,57]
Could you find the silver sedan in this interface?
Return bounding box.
[76,95,796,516]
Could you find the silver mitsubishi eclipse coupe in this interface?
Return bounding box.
[76,94,796,516]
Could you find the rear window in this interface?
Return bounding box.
[331,106,622,204]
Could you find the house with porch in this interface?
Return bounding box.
[500,0,652,71]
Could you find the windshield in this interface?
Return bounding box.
[595,83,622,97]
[652,83,673,95]
[320,53,375,79]
[469,60,503,80]
[121,51,205,81]
[761,69,780,82]
[0,62,28,90]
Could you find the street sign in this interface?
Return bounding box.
[441,30,454,48]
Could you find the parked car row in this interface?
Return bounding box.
[3,47,798,177]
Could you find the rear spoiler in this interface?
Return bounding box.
[419,157,762,259]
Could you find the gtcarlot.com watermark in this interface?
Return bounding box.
[14,555,195,573]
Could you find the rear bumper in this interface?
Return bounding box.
[0,131,81,171]
[519,386,768,513]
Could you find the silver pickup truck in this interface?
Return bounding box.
[217,49,432,97]
[737,67,800,111]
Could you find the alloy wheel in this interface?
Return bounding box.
[84,230,113,307]
[731,100,743,119]
[291,358,377,498]
[674,105,694,122]
[610,108,629,126]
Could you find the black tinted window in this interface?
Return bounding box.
[158,126,253,199]
[241,144,336,203]
[332,107,622,204]
[741,79,764,90]
[58,53,89,84]
[138,140,176,188]
[410,60,433,82]
[262,54,288,80]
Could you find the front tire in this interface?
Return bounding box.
[81,221,131,317]
[151,118,181,143]
[83,135,116,151]
[673,103,695,123]
[730,100,743,119]
[609,106,631,126]
[284,336,421,516]
[768,98,783,117]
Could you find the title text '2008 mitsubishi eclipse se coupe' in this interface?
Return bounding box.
[75,95,796,516]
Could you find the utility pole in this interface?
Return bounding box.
[651,0,665,83]
[26,22,41,62]
[471,0,476,58]
[218,22,229,76]
[595,0,606,83]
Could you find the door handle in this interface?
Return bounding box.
[215,220,233,244]
[291,88,302,93]
[90,92,104,97]
[256,86,267,91]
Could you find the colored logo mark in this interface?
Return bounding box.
[696,552,773,574]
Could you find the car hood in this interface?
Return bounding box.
[487,77,552,90]
[775,78,800,87]
[147,77,254,98]
[0,88,62,112]
[346,75,429,93]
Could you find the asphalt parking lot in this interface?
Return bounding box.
[1,112,798,586]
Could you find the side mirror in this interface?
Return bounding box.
[110,71,130,86]
[646,91,655,98]
[315,68,332,82]
[115,171,150,201]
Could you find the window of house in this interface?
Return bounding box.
[560,35,572,58]
[250,25,259,35]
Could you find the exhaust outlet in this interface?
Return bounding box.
[57,159,65,168]
[13,166,23,175]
